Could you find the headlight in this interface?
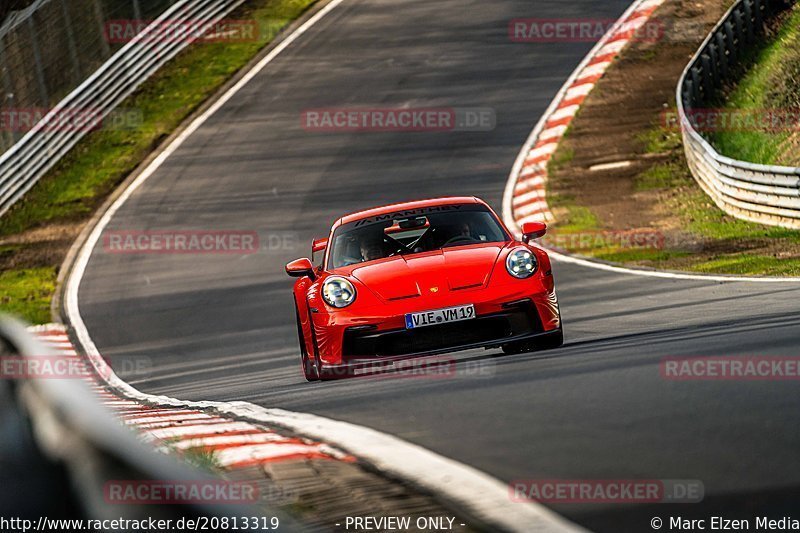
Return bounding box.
[322,276,357,308]
[506,248,537,279]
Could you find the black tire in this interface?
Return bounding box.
[501,328,564,355]
[295,304,319,382]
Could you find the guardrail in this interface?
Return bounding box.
[0,315,298,526]
[0,0,179,153]
[677,0,799,228]
[0,0,245,217]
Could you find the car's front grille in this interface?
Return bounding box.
[342,306,542,358]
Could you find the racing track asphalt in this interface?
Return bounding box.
[76,0,800,530]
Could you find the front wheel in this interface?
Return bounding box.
[501,328,564,355]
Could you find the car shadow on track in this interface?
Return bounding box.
[482,310,800,383]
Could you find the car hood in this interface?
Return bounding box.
[349,244,504,301]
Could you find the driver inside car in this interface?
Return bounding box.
[360,236,385,262]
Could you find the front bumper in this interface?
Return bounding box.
[311,285,560,366]
[343,302,542,358]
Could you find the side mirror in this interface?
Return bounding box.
[311,237,328,263]
[521,221,547,243]
[286,258,316,279]
[312,237,328,254]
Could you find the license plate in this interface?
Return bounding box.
[405,304,475,329]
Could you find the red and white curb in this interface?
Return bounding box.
[503,0,666,230]
[29,324,352,470]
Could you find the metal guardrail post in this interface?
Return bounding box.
[0,41,15,151]
[27,17,49,106]
[132,0,143,22]
[91,0,112,59]
[60,0,82,82]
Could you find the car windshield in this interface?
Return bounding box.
[328,205,509,269]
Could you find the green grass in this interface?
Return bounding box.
[636,124,683,154]
[159,438,221,471]
[547,119,800,272]
[181,447,222,471]
[635,162,687,190]
[594,249,690,263]
[0,0,317,324]
[677,187,800,241]
[634,118,800,241]
[547,146,575,174]
[711,5,800,166]
[0,268,57,324]
[546,139,600,234]
[545,190,600,233]
[557,205,599,233]
[690,254,800,276]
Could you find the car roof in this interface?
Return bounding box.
[335,197,485,228]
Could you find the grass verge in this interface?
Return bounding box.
[711,4,800,166]
[0,267,56,324]
[0,0,318,323]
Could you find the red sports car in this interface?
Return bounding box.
[285,197,563,381]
